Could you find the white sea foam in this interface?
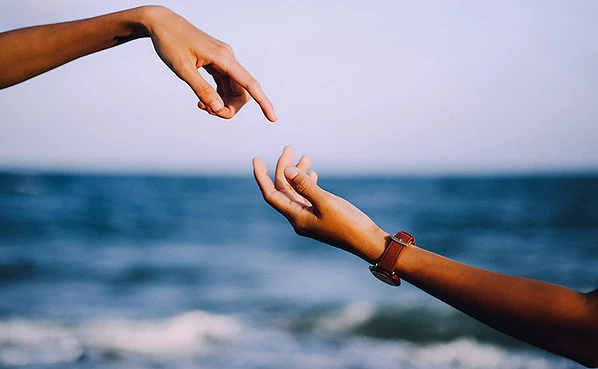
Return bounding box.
[0,312,571,368]
[315,301,374,333]
[407,338,564,369]
[0,318,82,366]
[0,310,242,366]
[81,310,242,356]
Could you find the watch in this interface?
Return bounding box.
[369,231,415,286]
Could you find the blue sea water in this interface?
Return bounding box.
[0,172,596,368]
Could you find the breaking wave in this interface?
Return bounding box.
[0,308,577,369]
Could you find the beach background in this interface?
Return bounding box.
[1,173,597,368]
[1,1,598,368]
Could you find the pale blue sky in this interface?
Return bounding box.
[1,0,597,175]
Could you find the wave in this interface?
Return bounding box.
[0,311,241,366]
[288,301,522,348]
[0,309,573,369]
[402,339,572,369]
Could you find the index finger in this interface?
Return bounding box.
[216,59,277,122]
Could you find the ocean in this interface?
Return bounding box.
[0,172,596,369]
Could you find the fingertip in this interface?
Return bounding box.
[299,154,311,164]
[216,109,234,120]
[252,157,264,170]
[266,109,278,123]
[261,103,277,122]
[182,66,224,115]
[284,166,300,180]
[265,99,278,121]
[198,100,215,115]
[252,158,270,182]
[237,73,277,122]
[296,155,311,173]
[281,146,294,157]
[210,99,224,113]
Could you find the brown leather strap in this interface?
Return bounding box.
[377,231,415,274]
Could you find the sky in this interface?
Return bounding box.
[1,0,597,175]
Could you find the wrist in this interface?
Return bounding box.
[369,231,416,286]
[361,227,391,265]
[124,6,168,39]
[134,5,173,39]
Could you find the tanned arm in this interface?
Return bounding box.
[0,7,148,89]
[253,146,598,367]
[0,6,276,121]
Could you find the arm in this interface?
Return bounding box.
[0,5,276,121]
[252,146,598,368]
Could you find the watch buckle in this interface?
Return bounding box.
[391,232,415,247]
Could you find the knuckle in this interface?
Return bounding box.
[292,177,310,194]
[213,42,234,58]
[261,192,274,205]
[196,83,213,96]
[222,42,234,54]
[245,79,261,93]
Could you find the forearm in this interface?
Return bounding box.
[0,6,156,88]
[384,238,598,366]
[255,149,598,365]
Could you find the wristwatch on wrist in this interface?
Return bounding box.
[369,231,415,286]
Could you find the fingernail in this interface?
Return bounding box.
[210,100,224,112]
[284,166,300,179]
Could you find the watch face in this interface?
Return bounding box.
[370,269,401,286]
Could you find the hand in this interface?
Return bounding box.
[143,6,277,122]
[253,146,389,263]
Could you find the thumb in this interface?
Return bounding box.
[284,167,323,203]
[180,66,224,113]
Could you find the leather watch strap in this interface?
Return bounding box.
[378,231,414,272]
[369,231,415,285]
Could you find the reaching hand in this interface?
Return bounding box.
[145,6,277,122]
[0,6,276,122]
[254,147,598,368]
[253,146,389,263]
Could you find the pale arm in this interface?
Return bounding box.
[0,5,276,121]
[252,146,598,367]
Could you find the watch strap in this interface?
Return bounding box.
[370,231,415,285]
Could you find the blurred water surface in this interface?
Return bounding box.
[1,172,596,368]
